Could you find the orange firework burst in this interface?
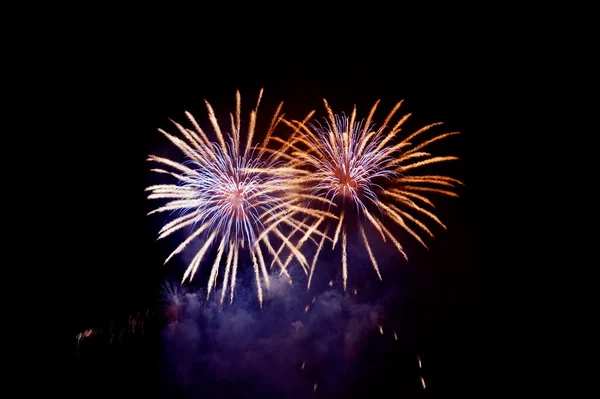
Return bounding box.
[284,99,462,289]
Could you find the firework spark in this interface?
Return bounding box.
[160,279,188,306]
[147,90,319,306]
[285,99,462,289]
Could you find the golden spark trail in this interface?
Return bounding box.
[360,224,382,280]
[280,217,325,271]
[230,246,239,304]
[220,244,234,306]
[342,229,347,290]
[308,226,328,290]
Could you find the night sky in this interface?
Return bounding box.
[70,17,510,398]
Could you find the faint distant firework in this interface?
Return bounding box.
[160,279,187,306]
[75,309,150,356]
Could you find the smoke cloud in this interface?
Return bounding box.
[159,263,392,398]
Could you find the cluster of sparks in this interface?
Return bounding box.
[75,310,150,356]
[147,90,461,305]
[284,99,462,290]
[160,280,188,306]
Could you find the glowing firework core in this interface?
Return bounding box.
[231,190,244,210]
[225,184,247,217]
[332,165,362,200]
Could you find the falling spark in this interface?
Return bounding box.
[301,361,305,370]
[329,280,333,287]
[313,383,318,392]
[312,296,316,303]
[304,305,310,312]
[147,90,319,306]
[420,376,426,390]
[353,288,358,295]
[417,355,422,368]
[393,330,398,340]
[379,325,384,334]
[284,99,461,289]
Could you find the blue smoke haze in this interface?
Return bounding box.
[159,262,395,398]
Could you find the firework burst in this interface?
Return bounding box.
[285,99,462,289]
[159,279,188,306]
[146,90,322,306]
